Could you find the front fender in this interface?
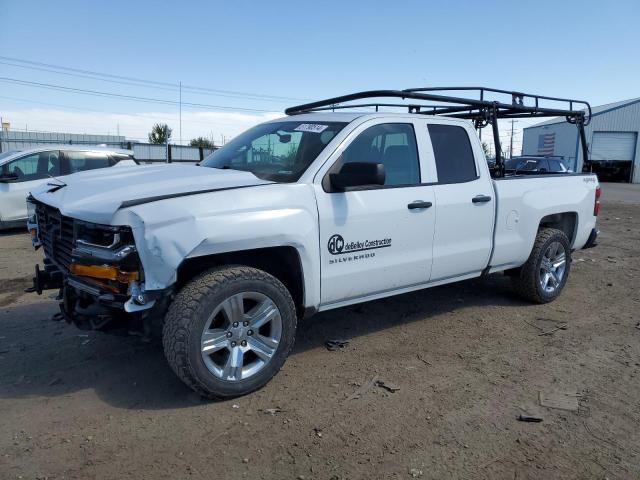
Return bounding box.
[111,184,320,308]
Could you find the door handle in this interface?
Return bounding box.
[472,195,492,204]
[407,200,433,210]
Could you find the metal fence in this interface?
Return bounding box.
[133,144,216,164]
[0,130,217,164]
[0,130,126,151]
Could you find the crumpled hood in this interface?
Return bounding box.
[30,164,271,224]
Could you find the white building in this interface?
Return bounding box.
[522,98,640,183]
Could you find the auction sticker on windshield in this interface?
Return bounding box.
[295,123,328,133]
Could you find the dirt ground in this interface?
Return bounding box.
[1,185,639,480]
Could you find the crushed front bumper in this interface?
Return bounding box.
[31,261,171,335]
[28,199,170,335]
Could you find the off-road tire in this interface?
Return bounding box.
[511,228,571,304]
[162,265,297,399]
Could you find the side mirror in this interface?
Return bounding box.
[330,162,385,191]
[0,172,19,183]
[277,133,291,144]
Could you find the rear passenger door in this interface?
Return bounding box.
[425,122,494,280]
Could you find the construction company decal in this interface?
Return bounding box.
[327,234,392,264]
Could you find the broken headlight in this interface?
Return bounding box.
[26,196,40,248]
[71,223,141,289]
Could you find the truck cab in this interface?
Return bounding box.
[305,113,495,306]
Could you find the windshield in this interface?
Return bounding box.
[201,121,347,182]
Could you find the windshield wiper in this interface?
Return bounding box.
[46,174,67,192]
[208,164,234,170]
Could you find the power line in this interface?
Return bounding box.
[0,60,179,93]
[0,56,307,102]
[0,60,304,105]
[0,77,278,113]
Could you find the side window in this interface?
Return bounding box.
[537,159,550,172]
[2,151,60,182]
[548,159,565,172]
[66,151,111,174]
[342,123,420,186]
[428,124,477,184]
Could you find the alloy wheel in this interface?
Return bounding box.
[539,241,567,294]
[200,291,282,381]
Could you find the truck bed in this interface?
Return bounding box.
[489,173,598,272]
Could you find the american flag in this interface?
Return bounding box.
[538,133,555,155]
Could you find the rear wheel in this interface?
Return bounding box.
[163,265,297,399]
[511,228,571,303]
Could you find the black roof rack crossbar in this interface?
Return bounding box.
[404,86,590,113]
[305,103,468,113]
[285,87,591,125]
[284,87,591,178]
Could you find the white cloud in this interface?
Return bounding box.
[0,109,284,145]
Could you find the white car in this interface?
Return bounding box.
[0,146,137,228]
[27,87,600,399]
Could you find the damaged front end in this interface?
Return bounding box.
[28,197,171,337]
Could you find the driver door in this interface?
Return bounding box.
[314,120,436,307]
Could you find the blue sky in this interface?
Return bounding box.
[1,0,639,148]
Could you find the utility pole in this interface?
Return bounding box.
[509,120,514,160]
[178,80,182,162]
[508,119,520,159]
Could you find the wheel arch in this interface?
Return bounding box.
[538,211,578,246]
[176,246,307,317]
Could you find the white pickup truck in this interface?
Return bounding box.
[27,88,600,399]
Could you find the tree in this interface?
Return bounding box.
[148,123,172,144]
[189,136,214,148]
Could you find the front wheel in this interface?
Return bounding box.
[511,228,571,304]
[163,266,297,399]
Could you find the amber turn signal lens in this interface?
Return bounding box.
[70,263,139,283]
[30,228,37,238]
